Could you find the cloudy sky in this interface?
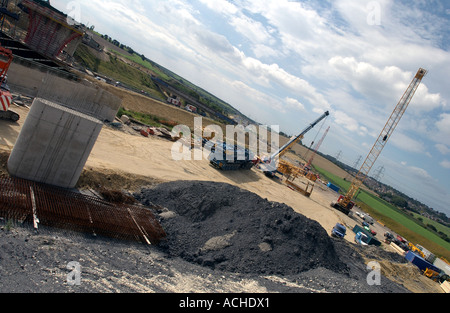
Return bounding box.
[52,0,450,216]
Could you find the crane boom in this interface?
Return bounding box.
[336,68,427,211]
[270,111,330,161]
[260,111,329,177]
[306,126,330,169]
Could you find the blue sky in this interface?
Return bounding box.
[52,0,450,217]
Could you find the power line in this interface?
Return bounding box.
[373,165,385,181]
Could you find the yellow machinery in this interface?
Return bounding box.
[332,68,427,215]
[408,242,426,258]
[278,159,315,197]
[423,268,450,283]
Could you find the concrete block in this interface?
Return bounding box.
[7,98,103,188]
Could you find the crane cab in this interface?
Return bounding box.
[331,195,354,215]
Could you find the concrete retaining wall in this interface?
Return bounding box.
[7,98,103,188]
[8,58,121,122]
[8,57,78,97]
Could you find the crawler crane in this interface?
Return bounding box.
[331,68,428,215]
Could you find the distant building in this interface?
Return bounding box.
[167,97,181,107]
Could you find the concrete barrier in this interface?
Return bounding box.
[7,98,103,188]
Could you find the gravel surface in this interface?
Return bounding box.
[0,180,411,293]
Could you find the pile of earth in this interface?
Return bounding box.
[134,180,349,276]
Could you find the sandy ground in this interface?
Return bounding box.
[87,125,353,239]
[0,106,358,239]
[0,105,444,293]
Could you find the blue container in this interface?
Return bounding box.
[405,251,442,273]
[327,182,340,192]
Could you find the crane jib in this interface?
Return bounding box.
[339,68,427,208]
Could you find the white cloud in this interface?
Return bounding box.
[327,57,442,112]
[440,160,450,169]
[407,165,433,180]
[435,113,450,146]
[436,143,450,155]
[229,15,274,45]
[334,110,359,132]
[285,97,306,112]
[198,0,238,15]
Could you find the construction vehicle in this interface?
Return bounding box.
[331,223,346,238]
[408,242,426,259]
[423,268,450,283]
[259,111,330,178]
[0,45,18,122]
[207,111,330,172]
[208,141,256,170]
[331,68,427,215]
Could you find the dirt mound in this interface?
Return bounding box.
[135,180,348,275]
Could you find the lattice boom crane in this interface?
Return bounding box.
[305,126,330,170]
[332,68,428,215]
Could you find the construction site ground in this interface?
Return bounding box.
[0,104,444,293]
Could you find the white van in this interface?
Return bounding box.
[363,215,375,225]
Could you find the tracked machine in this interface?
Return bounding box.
[208,141,256,171]
[0,46,19,122]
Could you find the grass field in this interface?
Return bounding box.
[74,45,165,99]
[314,166,450,259]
